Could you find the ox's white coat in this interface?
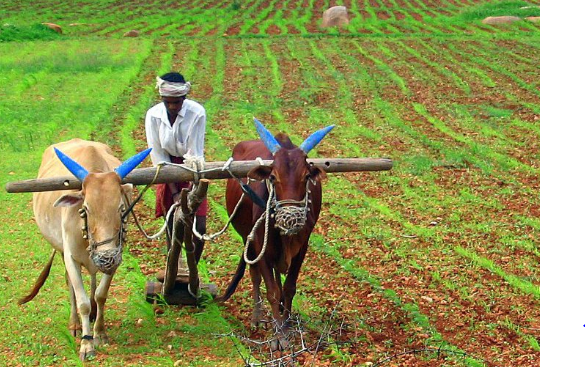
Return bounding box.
[31,138,133,360]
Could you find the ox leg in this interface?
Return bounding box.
[281,245,308,328]
[67,273,81,337]
[93,273,113,347]
[257,261,289,351]
[90,274,97,322]
[250,264,263,327]
[274,269,284,313]
[63,253,95,361]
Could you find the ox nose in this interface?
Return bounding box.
[273,205,307,236]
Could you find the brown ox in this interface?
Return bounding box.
[19,139,150,360]
[220,119,334,349]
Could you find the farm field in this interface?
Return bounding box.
[0,0,539,366]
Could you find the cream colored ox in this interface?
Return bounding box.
[19,139,151,361]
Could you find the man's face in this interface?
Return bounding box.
[162,96,185,117]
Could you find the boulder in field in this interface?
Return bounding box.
[525,16,540,23]
[42,22,62,34]
[124,30,140,37]
[481,16,521,25]
[322,6,349,28]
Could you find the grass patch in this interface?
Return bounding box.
[458,1,540,21]
[0,23,61,42]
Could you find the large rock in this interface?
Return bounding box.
[322,6,349,28]
[42,22,62,34]
[525,16,540,23]
[481,16,521,25]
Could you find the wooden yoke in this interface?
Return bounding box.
[5,158,393,193]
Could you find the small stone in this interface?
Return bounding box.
[42,22,62,34]
[422,296,433,303]
[123,30,140,37]
[481,16,521,25]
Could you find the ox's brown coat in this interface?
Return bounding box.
[221,134,325,349]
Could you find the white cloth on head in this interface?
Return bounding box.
[145,99,206,165]
[156,76,192,97]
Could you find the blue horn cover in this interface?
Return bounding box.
[115,148,152,179]
[299,125,335,154]
[254,117,281,154]
[54,147,89,182]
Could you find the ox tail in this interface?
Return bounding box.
[217,254,247,302]
[18,249,57,305]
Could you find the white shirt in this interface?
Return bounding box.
[145,99,206,165]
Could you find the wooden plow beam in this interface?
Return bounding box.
[5,158,393,193]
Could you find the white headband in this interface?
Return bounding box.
[156,76,191,97]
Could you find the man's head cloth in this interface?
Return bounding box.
[156,72,191,97]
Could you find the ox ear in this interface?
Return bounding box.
[248,165,273,181]
[122,184,134,195]
[121,183,133,196]
[309,164,327,181]
[54,193,84,207]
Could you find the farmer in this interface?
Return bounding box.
[145,71,207,246]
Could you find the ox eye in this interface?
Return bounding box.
[269,174,276,182]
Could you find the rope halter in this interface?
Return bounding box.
[79,205,127,275]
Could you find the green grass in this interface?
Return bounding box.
[0,1,539,365]
[458,1,540,21]
[0,23,62,42]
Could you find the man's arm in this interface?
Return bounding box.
[145,109,171,165]
[188,108,206,159]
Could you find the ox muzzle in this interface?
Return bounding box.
[79,207,126,275]
[270,179,314,236]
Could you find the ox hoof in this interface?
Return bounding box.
[79,347,96,361]
[94,333,110,347]
[270,334,291,351]
[79,337,96,361]
[250,313,263,328]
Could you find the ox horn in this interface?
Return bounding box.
[299,125,335,154]
[54,147,89,182]
[254,117,281,154]
[114,148,152,179]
